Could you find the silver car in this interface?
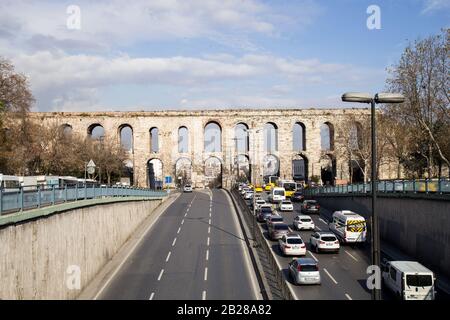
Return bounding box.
[268,223,290,240]
[288,258,321,285]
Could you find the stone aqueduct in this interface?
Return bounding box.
[31,108,375,188]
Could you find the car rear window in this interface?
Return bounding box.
[406,275,433,287]
[271,217,283,222]
[306,201,317,205]
[261,208,272,212]
[275,224,289,230]
[321,236,337,242]
[287,238,303,244]
[300,264,318,272]
[300,218,311,222]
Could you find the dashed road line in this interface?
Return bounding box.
[172,238,177,246]
[165,251,171,262]
[206,249,209,261]
[323,268,338,284]
[149,292,155,300]
[181,219,184,225]
[319,218,328,225]
[204,267,208,281]
[207,237,210,246]
[308,251,319,262]
[344,250,358,261]
[208,219,211,225]
[202,290,206,300]
[208,226,211,234]
[157,269,164,281]
[345,293,352,300]
[177,227,181,234]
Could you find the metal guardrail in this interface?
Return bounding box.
[0,184,167,215]
[304,179,450,197]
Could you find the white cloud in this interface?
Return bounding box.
[421,0,450,14]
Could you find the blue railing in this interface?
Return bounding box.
[305,179,450,196]
[0,184,167,215]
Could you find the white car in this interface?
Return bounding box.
[278,200,293,212]
[244,191,254,200]
[309,232,340,253]
[288,258,321,285]
[293,215,315,230]
[279,233,306,256]
[255,199,266,210]
[183,184,192,192]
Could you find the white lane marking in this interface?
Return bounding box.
[208,226,211,234]
[206,249,209,261]
[308,251,319,262]
[207,237,210,246]
[323,268,338,284]
[345,293,353,300]
[319,218,328,225]
[345,250,358,262]
[172,238,177,246]
[315,226,322,231]
[157,269,164,281]
[165,251,171,262]
[202,290,206,300]
[149,292,155,300]
[186,207,190,212]
[177,227,181,234]
[204,267,208,281]
[181,219,184,225]
[208,219,211,225]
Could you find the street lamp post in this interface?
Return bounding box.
[342,92,405,300]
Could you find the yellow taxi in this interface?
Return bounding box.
[254,185,263,193]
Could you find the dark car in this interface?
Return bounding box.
[291,191,305,202]
[257,207,273,222]
[301,200,320,214]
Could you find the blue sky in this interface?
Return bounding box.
[0,0,448,111]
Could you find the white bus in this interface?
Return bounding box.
[0,174,20,191]
[277,180,297,198]
[268,187,286,203]
[329,210,367,243]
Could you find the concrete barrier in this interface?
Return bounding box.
[0,198,164,299]
[313,195,450,280]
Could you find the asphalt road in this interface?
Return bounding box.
[98,189,257,300]
[251,192,372,300]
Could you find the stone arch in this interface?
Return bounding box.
[320,154,336,186]
[204,121,222,153]
[147,158,163,189]
[150,127,159,153]
[175,157,192,186]
[236,154,251,182]
[349,121,364,150]
[234,122,249,154]
[59,123,73,137]
[178,126,189,153]
[87,123,105,140]
[118,124,133,152]
[293,122,306,151]
[264,122,278,152]
[320,122,335,151]
[204,156,222,188]
[262,154,280,180]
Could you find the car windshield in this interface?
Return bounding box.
[406,274,433,287]
[261,208,272,213]
[271,217,283,222]
[300,264,318,272]
[300,218,311,222]
[282,201,291,204]
[287,238,303,244]
[274,190,284,196]
[321,236,337,242]
[274,224,289,230]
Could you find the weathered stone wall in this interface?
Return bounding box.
[30,108,381,188]
[0,199,162,299]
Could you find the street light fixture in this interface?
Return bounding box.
[342,91,405,301]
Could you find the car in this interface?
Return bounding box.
[309,232,340,253]
[257,207,273,222]
[279,233,306,256]
[288,258,321,285]
[183,184,192,192]
[244,190,254,200]
[241,187,250,195]
[301,200,320,214]
[266,215,284,229]
[254,185,264,193]
[278,200,293,212]
[291,191,305,202]
[293,215,315,230]
[238,183,246,191]
[255,199,266,210]
[268,223,290,240]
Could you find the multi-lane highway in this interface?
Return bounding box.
[96,189,259,300]
[251,192,372,300]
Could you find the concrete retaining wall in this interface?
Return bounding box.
[0,199,163,299]
[314,195,450,279]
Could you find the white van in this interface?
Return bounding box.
[329,210,366,243]
[382,260,436,300]
[268,187,286,203]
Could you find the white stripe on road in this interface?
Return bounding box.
[207,237,210,246]
[315,226,322,231]
[165,251,171,262]
[308,251,319,262]
[202,290,206,300]
[204,267,208,281]
[208,226,211,234]
[345,250,358,261]
[345,293,353,300]
[177,227,181,234]
[181,219,184,225]
[206,249,209,261]
[149,292,155,300]
[157,269,164,281]
[323,268,338,284]
[172,238,177,246]
[208,219,211,225]
[319,218,328,225]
